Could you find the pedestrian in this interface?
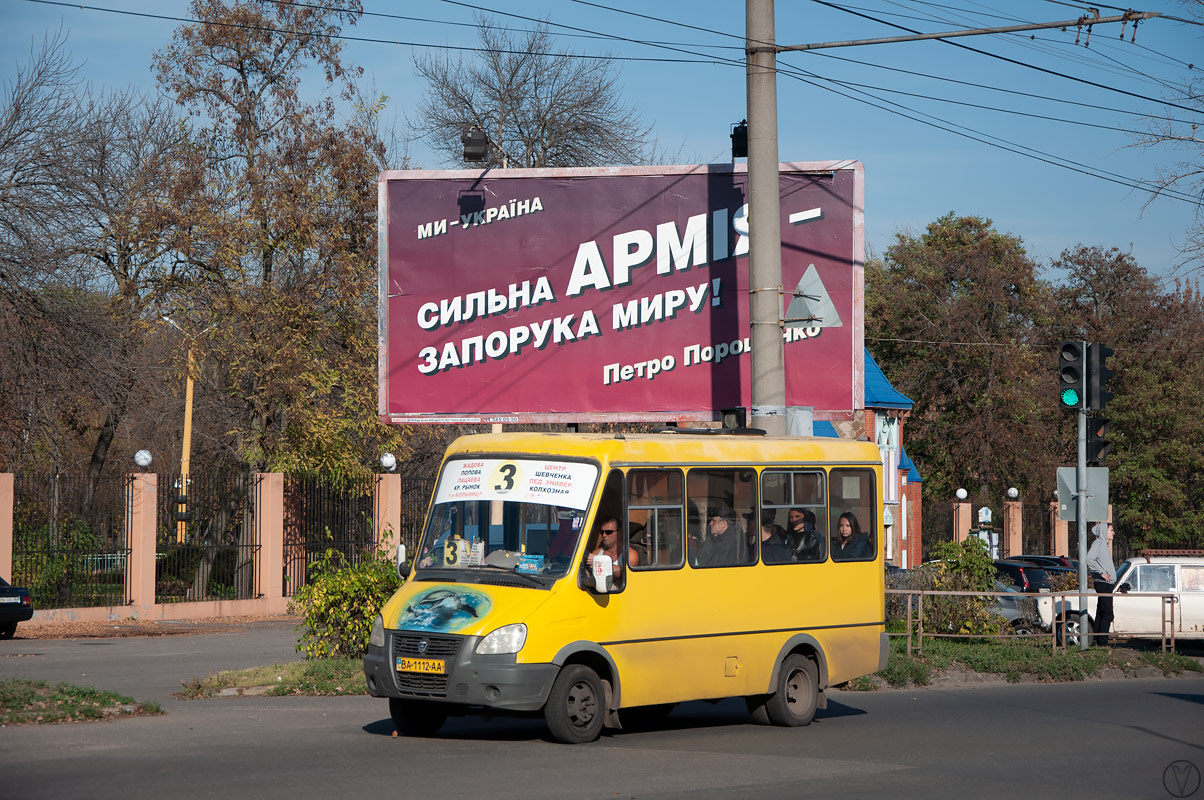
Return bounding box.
[1086,521,1116,647]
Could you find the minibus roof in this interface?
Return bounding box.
[442,431,882,466]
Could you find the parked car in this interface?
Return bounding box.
[1012,554,1079,571]
[993,560,1052,594]
[1036,554,1204,644]
[0,576,34,639]
[993,580,1039,635]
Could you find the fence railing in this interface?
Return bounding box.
[887,588,1178,655]
[283,476,376,596]
[10,473,129,608]
[155,472,256,603]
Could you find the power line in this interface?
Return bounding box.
[808,0,1204,116]
[16,0,1202,206]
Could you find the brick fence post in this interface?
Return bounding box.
[953,501,971,544]
[374,473,401,558]
[255,473,284,601]
[1003,500,1022,559]
[126,473,157,610]
[0,473,13,582]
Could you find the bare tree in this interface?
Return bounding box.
[411,14,657,168]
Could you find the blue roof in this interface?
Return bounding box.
[864,349,913,410]
[899,446,923,482]
[813,420,838,438]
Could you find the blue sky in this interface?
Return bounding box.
[3,0,1201,279]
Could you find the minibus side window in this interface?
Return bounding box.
[829,468,877,562]
[687,468,757,568]
[581,469,629,591]
[628,469,685,570]
[760,470,827,564]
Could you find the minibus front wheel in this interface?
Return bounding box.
[390,698,448,737]
[544,664,606,744]
[765,655,818,727]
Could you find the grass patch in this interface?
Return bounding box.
[179,658,364,698]
[0,679,161,725]
[864,637,1204,689]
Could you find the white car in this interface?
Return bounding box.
[1036,554,1204,643]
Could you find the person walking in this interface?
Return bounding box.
[1086,522,1117,647]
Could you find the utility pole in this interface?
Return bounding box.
[746,0,786,436]
[742,4,1155,439]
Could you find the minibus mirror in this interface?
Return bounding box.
[591,554,613,594]
[396,543,410,579]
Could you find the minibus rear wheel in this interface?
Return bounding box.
[545,664,605,744]
[390,698,448,737]
[765,655,818,727]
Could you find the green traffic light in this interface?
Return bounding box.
[1060,388,1080,407]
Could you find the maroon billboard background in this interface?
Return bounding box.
[379,163,864,424]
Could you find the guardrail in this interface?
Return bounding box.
[1039,589,1177,653]
[886,588,1177,655]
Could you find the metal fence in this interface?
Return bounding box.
[155,472,258,603]
[10,474,130,608]
[398,476,435,552]
[283,475,376,596]
[920,503,954,563]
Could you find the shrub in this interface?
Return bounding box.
[890,538,1008,636]
[289,543,402,659]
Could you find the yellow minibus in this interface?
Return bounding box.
[363,430,887,743]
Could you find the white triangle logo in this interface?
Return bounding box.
[785,263,842,328]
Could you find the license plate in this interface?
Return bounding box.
[0,597,19,603]
[396,657,446,675]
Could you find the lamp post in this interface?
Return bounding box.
[162,316,206,544]
[380,453,397,473]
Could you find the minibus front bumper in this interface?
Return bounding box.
[364,631,559,712]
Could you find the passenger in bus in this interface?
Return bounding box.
[698,507,743,567]
[832,511,872,560]
[586,517,639,584]
[788,508,823,562]
[759,515,793,564]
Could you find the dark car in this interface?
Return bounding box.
[1012,554,1079,571]
[0,576,34,639]
[993,560,1052,594]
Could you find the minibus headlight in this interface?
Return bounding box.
[369,614,386,648]
[475,623,527,655]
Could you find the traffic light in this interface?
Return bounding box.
[730,119,748,159]
[173,492,193,523]
[1087,418,1112,465]
[1058,341,1086,410]
[1087,343,1115,412]
[462,127,487,162]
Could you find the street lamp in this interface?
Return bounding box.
[955,488,968,501]
[161,315,210,544]
[134,450,153,471]
[380,453,397,473]
[1007,487,1019,500]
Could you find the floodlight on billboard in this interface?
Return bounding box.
[378,162,864,425]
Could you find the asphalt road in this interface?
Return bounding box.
[2,624,1202,800]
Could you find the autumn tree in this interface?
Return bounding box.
[1053,246,1204,548]
[866,213,1060,502]
[155,0,407,480]
[411,14,656,168]
[0,32,185,512]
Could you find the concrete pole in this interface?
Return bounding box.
[746,0,787,435]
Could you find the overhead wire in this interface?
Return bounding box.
[15,0,1203,206]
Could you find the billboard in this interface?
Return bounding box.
[379,162,864,424]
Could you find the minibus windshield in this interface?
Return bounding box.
[414,457,599,580]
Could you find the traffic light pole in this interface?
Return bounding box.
[1076,400,1089,651]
